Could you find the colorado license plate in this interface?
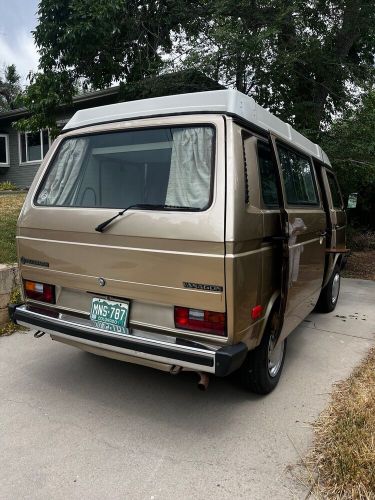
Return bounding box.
[90,298,129,328]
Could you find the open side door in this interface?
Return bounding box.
[267,132,290,338]
[268,133,327,342]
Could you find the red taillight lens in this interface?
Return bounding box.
[24,280,55,304]
[174,307,226,336]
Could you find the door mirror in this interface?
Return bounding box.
[347,192,358,209]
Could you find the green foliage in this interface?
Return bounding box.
[16,70,74,136]
[19,0,199,132]
[0,181,18,191]
[0,193,26,264]
[346,227,375,251]
[10,284,22,304]
[322,90,375,229]
[178,0,375,139]
[21,1,375,140]
[119,69,224,102]
[0,64,23,111]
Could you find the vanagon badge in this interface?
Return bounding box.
[183,282,223,292]
[20,256,49,268]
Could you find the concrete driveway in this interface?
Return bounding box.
[0,278,374,500]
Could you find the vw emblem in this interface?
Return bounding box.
[98,277,106,287]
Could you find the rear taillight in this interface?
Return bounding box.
[24,280,55,304]
[174,307,226,336]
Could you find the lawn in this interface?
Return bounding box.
[307,348,375,499]
[0,193,26,264]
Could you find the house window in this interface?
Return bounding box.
[0,134,9,164]
[19,130,50,163]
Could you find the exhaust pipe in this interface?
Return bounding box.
[170,365,182,375]
[197,372,209,391]
[169,366,210,390]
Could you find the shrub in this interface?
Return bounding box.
[0,181,18,191]
[347,226,375,251]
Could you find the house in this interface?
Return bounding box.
[0,70,223,188]
[0,86,121,188]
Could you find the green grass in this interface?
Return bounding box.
[0,193,26,264]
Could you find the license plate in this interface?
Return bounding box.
[90,298,129,328]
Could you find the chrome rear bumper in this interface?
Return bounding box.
[11,304,247,376]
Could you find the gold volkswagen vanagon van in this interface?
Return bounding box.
[11,90,347,394]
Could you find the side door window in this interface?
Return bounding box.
[277,144,319,205]
[326,171,343,209]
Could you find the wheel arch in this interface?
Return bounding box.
[322,253,343,289]
[257,291,281,345]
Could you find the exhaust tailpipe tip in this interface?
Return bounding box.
[170,365,182,375]
[197,372,209,391]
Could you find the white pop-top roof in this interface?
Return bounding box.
[64,89,330,164]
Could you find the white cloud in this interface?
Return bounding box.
[0,31,39,87]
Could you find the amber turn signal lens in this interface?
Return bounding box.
[24,280,55,304]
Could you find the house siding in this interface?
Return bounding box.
[0,110,72,188]
[0,88,123,188]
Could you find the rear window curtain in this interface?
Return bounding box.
[37,138,88,205]
[165,127,213,208]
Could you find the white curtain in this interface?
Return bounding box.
[37,138,88,205]
[166,127,213,208]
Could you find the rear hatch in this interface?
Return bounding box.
[17,115,227,343]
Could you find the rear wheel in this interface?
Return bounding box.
[239,312,287,395]
[315,264,341,313]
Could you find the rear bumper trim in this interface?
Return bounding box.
[13,305,247,376]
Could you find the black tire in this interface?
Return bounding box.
[315,264,341,313]
[239,312,287,395]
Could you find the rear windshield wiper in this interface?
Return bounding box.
[95,204,200,232]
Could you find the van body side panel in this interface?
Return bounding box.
[335,210,347,249]
[278,209,326,340]
[17,115,228,345]
[225,121,265,347]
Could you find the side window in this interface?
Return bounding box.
[326,171,343,209]
[242,132,250,204]
[257,141,279,207]
[277,144,318,205]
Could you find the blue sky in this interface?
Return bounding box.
[0,0,39,85]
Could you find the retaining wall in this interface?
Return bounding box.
[0,264,19,326]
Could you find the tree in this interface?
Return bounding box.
[20,0,375,142]
[0,64,23,111]
[18,0,198,132]
[322,90,375,228]
[176,0,375,139]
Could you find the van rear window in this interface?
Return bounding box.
[36,126,215,210]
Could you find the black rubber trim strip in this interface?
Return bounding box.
[14,308,214,368]
[215,342,248,377]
